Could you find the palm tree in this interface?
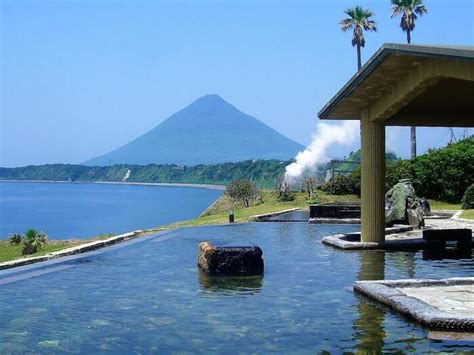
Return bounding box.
[340,6,378,70]
[391,0,428,157]
[391,0,427,44]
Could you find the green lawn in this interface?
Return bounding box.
[170,190,360,227]
[0,234,115,263]
[0,240,77,263]
[428,200,462,210]
[461,210,474,220]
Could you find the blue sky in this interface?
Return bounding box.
[1,0,473,167]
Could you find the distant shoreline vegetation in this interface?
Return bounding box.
[0,160,290,189]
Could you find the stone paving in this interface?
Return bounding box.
[354,277,474,331]
[401,284,474,317]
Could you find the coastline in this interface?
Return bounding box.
[0,179,226,191]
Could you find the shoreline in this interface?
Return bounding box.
[0,179,226,191]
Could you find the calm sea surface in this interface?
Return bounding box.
[0,181,222,239]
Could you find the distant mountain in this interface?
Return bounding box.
[84,95,304,166]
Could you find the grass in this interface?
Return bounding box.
[0,234,115,263]
[429,200,462,210]
[169,190,360,227]
[460,210,474,220]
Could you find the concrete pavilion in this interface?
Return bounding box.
[318,43,474,243]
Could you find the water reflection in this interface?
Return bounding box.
[423,247,472,261]
[353,252,386,353]
[198,269,263,296]
[386,252,416,278]
[357,251,385,281]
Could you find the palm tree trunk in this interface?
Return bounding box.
[407,29,415,157]
[357,44,361,71]
[410,126,416,158]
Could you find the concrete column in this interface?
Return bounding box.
[361,109,386,243]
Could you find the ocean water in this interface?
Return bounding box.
[0,181,222,239]
[0,223,472,353]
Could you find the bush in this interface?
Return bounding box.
[225,180,260,208]
[462,184,474,209]
[8,233,22,244]
[274,174,295,201]
[279,190,295,202]
[324,137,473,202]
[321,174,358,195]
[21,229,48,255]
[410,137,473,202]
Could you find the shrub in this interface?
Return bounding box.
[324,137,473,202]
[321,174,358,195]
[274,174,295,201]
[21,229,48,255]
[225,180,260,208]
[462,184,474,209]
[410,137,473,202]
[279,189,295,202]
[8,233,22,244]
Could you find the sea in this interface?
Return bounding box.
[0,181,222,240]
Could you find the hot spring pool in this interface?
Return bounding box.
[0,223,472,353]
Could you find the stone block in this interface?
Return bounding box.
[423,228,472,246]
[198,242,264,275]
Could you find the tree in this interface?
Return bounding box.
[225,180,260,208]
[301,177,320,200]
[340,6,377,70]
[391,0,428,158]
[274,174,295,201]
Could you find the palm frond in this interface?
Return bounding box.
[340,18,354,32]
[414,4,427,16]
[391,0,427,33]
[340,5,377,46]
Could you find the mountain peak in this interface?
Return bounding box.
[85,95,304,166]
[181,94,236,117]
[191,94,232,109]
[197,94,225,102]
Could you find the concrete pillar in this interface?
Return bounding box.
[361,109,386,243]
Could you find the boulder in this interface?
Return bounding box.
[385,179,425,228]
[197,242,264,275]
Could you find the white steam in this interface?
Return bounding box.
[285,120,359,181]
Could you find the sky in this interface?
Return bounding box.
[1,0,473,167]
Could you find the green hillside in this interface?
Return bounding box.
[0,160,288,189]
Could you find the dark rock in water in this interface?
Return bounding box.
[198,242,264,275]
[385,179,425,228]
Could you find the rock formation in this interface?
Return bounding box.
[385,179,426,228]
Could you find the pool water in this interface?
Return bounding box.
[264,209,309,222]
[0,223,473,353]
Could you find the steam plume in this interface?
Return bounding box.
[285,120,359,180]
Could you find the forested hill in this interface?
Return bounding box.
[0,160,289,189]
